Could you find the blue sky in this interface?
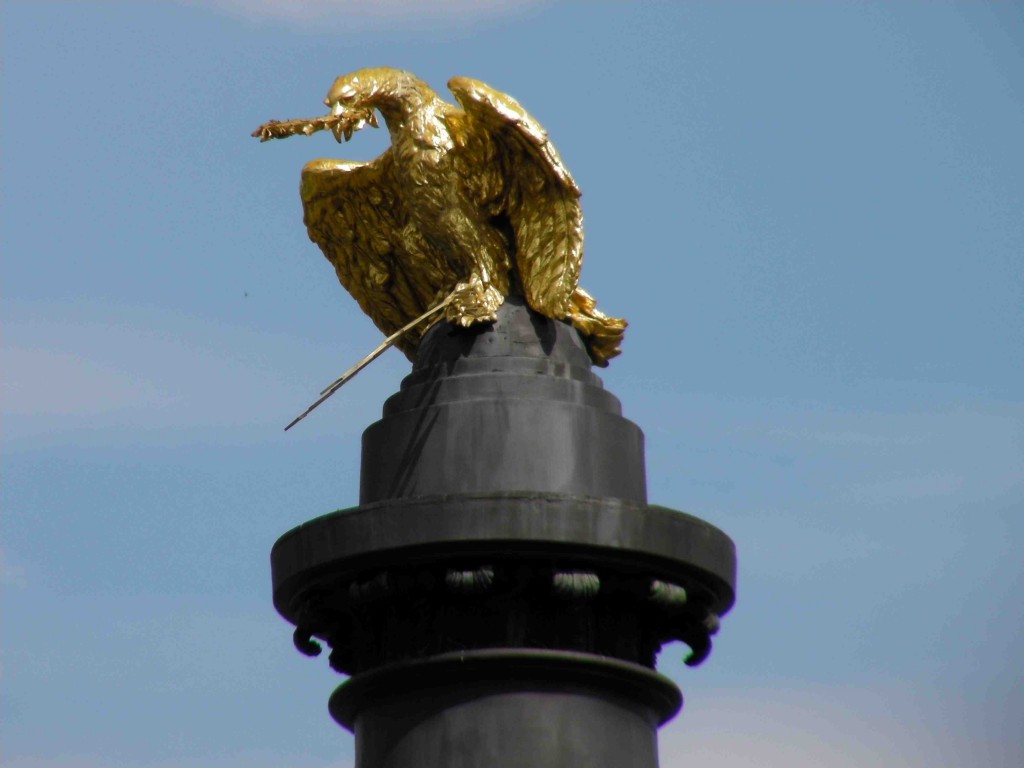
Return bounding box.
[2,1,1022,766]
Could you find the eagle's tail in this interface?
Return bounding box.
[567,287,627,367]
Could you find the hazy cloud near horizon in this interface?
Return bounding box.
[5,682,1021,768]
[183,0,547,28]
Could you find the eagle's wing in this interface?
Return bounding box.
[301,155,435,359]
[447,77,583,318]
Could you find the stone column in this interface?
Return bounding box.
[271,296,736,768]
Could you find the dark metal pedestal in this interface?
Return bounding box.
[333,650,677,768]
[271,297,736,767]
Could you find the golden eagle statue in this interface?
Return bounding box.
[254,68,626,425]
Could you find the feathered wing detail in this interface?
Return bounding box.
[447,77,582,318]
[301,155,437,360]
[447,77,626,366]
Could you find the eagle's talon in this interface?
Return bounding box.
[446,279,502,327]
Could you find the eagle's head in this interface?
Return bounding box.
[323,67,434,140]
[324,71,364,113]
[322,70,381,142]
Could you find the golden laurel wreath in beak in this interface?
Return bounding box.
[251,104,377,144]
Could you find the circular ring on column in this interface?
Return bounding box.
[329,647,683,731]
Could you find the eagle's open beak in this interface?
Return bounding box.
[323,101,379,143]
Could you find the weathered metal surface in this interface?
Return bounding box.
[359,296,645,504]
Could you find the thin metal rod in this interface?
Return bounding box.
[284,293,454,431]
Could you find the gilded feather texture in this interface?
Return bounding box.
[254,67,626,365]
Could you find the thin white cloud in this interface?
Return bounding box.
[6,684,1020,767]
[845,470,966,504]
[646,391,1024,515]
[768,426,924,447]
[2,301,407,444]
[0,548,28,589]
[660,685,1024,768]
[183,0,547,30]
[2,347,170,418]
